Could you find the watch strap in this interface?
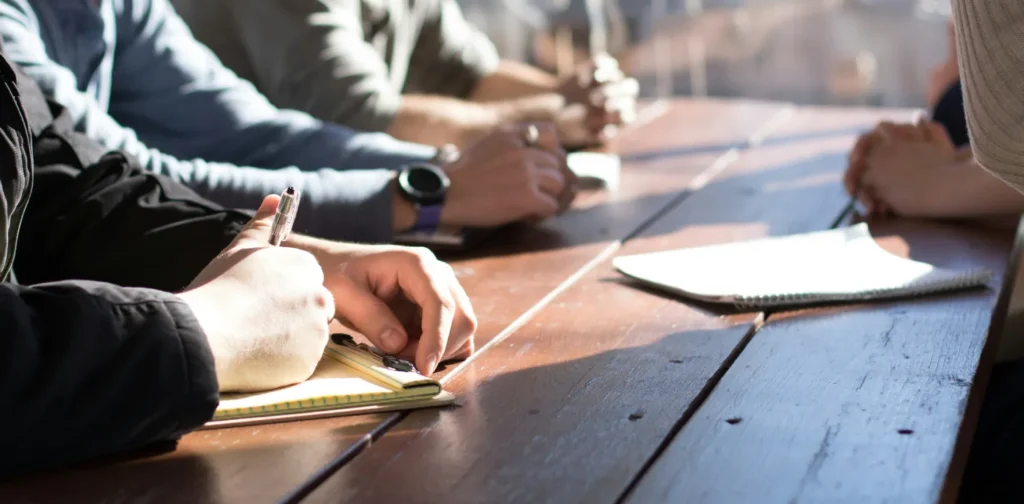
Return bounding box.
[413,204,443,232]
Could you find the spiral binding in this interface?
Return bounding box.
[731,268,994,311]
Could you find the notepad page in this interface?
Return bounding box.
[216,355,437,419]
[613,224,992,309]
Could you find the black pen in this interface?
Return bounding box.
[269,187,300,246]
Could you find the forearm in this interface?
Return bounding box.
[388,93,565,147]
[469,61,561,102]
[929,157,1024,217]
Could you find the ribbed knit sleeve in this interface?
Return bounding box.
[954,0,1024,192]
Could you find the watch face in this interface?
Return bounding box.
[399,164,450,205]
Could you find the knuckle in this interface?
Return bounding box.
[463,308,480,334]
[437,261,456,278]
[437,292,457,313]
[407,246,437,266]
[312,286,334,313]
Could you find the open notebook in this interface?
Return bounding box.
[613,223,993,310]
[205,334,454,428]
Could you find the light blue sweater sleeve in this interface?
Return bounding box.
[0,0,435,242]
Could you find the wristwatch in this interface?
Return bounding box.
[397,162,450,232]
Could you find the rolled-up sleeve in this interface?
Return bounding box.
[407,0,500,99]
[215,0,403,133]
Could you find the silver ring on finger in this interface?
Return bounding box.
[523,124,540,148]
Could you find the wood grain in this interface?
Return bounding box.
[301,106,915,503]
[0,99,786,504]
[624,220,1014,504]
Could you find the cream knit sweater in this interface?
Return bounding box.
[954,0,1024,192]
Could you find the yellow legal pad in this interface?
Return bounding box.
[205,337,454,428]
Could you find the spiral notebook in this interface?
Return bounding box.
[205,335,454,428]
[613,223,993,310]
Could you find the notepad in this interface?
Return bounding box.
[613,223,993,310]
[568,152,621,190]
[205,336,454,428]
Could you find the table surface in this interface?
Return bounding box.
[3,99,1016,504]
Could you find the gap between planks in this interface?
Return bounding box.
[280,102,797,504]
[614,108,882,504]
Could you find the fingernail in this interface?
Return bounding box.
[381,329,404,352]
[424,353,440,375]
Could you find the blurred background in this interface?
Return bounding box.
[457,0,952,108]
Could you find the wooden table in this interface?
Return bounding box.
[2,99,1016,504]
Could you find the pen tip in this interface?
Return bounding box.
[284,187,296,195]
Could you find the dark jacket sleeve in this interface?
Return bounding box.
[10,58,250,292]
[0,47,219,476]
[0,281,219,476]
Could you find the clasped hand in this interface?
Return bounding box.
[843,118,958,217]
[556,54,640,147]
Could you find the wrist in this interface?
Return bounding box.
[392,175,419,232]
[496,94,565,124]
[177,288,235,391]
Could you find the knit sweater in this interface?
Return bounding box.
[954,0,1024,192]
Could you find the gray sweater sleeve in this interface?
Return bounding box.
[0,0,434,243]
[953,0,1024,192]
[180,0,499,132]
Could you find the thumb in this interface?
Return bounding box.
[330,277,410,355]
[233,194,281,247]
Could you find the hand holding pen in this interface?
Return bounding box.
[178,191,334,391]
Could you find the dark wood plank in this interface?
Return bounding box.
[437,99,791,383]
[301,106,915,503]
[624,219,1015,504]
[0,99,786,504]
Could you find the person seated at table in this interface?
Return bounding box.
[0,46,476,475]
[172,0,639,149]
[842,17,1024,221]
[0,0,576,245]
[923,2,1024,501]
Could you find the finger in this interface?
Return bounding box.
[529,122,562,155]
[449,339,474,362]
[845,133,873,195]
[862,186,881,217]
[588,97,635,128]
[557,161,579,213]
[532,162,568,198]
[591,78,640,105]
[526,186,561,220]
[438,272,476,362]
[922,120,956,150]
[330,276,410,355]
[232,194,282,247]
[599,124,620,142]
[876,122,920,143]
[874,122,896,143]
[402,272,456,375]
